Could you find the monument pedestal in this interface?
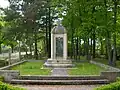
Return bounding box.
[44,58,73,68]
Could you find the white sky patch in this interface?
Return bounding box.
[0,0,9,8]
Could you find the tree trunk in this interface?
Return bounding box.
[25,50,28,55]
[83,38,88,59]
[83,39,86,56]
[106,33,112,65]
[105,44,108,59]
[18,41,21,61]
[34,32,38,60]
[25,45,28,55]
[71,30,74,59]
[46,8,48,56]
[75,37,79,61]
[48,7,51,58]
[92,6,96,59]
[86,38,89,60]
[76,37,79,61]
[93,32,96,59]
[85,38,91,60]
[70,15,74,59]
[104,0,112,65]
[78,38,81,60]
[100,38,104,55]
[112,34,116,66]
[73,39,76,60]
[74,38,77,61]
[29,44,32,55]
[90,38,92,59]
[0,43,2,54]
[87,38,91,60]
[10,44,14,53]
[112,0,117,66]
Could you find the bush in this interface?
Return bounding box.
[116,77,120,82]
[0,81,26,90]
[0,76,4,82]
[94,81,120,90]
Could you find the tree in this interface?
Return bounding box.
[2,0,49,59]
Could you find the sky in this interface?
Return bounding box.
[0,0,9,8]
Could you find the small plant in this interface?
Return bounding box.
[0,81,26,90]
[94,81,120,90]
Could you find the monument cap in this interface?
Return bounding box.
[52,20,66,34]
[57,19,61,25]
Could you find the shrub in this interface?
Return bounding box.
[94,81,120,90]
[0,81,26,90]
[116,77,120,82]
[0,76,4,82]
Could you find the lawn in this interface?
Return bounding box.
[94,58,108,64]
[11,61,51,75]
[68,62,106,75]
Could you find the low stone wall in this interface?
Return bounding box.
[0,60,45,82]
[0,70,20,82]
[0,60,27,70]
[90,60,120,82]
[27,60,44,62]
[101,71,120,82]
[90,60,120,71]
[0,60,27,82]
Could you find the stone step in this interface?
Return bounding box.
[19,76,106,80]
[10,79,110,85]
[44,63,73,68]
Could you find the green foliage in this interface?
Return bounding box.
[11,61,51,75]
[0,0,119,60]
[116,77,120,82]
[0,76,4,82]
[94,81,120,90]
[0,81,26,90]
[51,0,120,65]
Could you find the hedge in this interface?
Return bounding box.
[94,82,120,90]
[0,81,26,90]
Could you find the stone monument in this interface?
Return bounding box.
[44,20,73,67]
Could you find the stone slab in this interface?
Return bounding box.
[44,59,73,68]
[19,75,107,80]
[51,68,68,76]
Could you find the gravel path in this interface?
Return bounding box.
[20,85,101,90]
[51,68,68,76]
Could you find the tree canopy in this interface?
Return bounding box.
[0,0,120,65]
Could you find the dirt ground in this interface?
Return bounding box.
[18,85,103,90]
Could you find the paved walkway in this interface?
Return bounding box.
[20,85,101,90]
[51,68,68,76]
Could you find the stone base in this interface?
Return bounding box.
[44,58,73,68]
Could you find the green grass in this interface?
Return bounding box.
[11,61,51,75]
[94,58,108,65]
[68,62,106,75]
